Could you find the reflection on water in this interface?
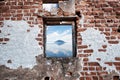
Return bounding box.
[46,42,72,57]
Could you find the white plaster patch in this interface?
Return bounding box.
[79,14,84,28]
[0,20,42,69]
[80,28,120,74]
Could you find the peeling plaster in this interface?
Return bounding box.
[80,28,120,74]
[79,14,84,28]
[0,20,42,69]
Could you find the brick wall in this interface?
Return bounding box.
[0,0,120,80]
[76,0,120,80]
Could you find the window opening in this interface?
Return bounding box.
[43,3,58,12]
[45,25,74,58]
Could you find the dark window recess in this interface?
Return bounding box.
[43,16,77,58]
[42,0,69,3]
[43,3,58,12]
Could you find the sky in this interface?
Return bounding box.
[46,25,72,43]
[46,25,73,57]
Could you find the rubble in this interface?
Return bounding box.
[0,55,81,80]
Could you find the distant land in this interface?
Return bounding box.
[55,40,65,45]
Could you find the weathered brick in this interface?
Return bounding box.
[110,36,116,39]
[78,45,88,49]
[97,72,108,75]
[0,38,3,42]
[99,76,103,80]
[83,67,89,70]
[96,58,101,61]
[84,49,93,53]
[113,76,120,80]
[108,40,119,44]
[98,49,106,52]
[102,7,113,12]
[115,57,120,61]
[78,54,91,57]
[90,72,96,75]
[102,45,107,48]
[99,27,104,31]
[83,58,89,62]
[88,62,100,66]
[116,67,120,70]
[92,76,98,80]
[80,77,85,80]
[113,62,120,66]
[77,28,86,32]
[105,62,113,66]
[86,77,92,80]
[4,38,9,41]
[89,67,95,70]
[96,66,102,71]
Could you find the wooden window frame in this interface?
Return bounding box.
[43,16,77,57]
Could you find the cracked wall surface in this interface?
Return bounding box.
[0,20,42,69]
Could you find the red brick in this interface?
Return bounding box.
[92,76,98,80]
[99,76,103,80]
[84,49,93,53]
[11,17,16,20]
[118,36,120,39]
[17,17,22,20]
[90,72,96,75]
[111,32,118,35]
[77,28,86,32]
[103,32,110,36]
[102,7,113,12]
[97,72,108,75]
[115,57,120,61]
[88,62,100,66]
[96,66,102,71]
[78,54,91,57]
[98,49,106,52]
[113,62,120,66]
[80,72,85,76]
[84,72,91,76]
[22,6,31,9]
[86,77,92,80]
[0,17,4,21]
[114,7,120,11]
[110,36,116,39]
[80,77,85,80]
[112,27,118,32]
[89,67,95,70]
[77,37,82,41]
[83,58,89,61]
[78,45,88,49]
[39,42,42,45]
[83,67,89,70]
[96,58,101,61]
[0,38,3,42]
[105,62,113,66]
[4,38,9,41]
[108,41,119,44]
[102,45,107,48]
[116,67,120,70]
[11,6,22,9]
[99,27,104,31]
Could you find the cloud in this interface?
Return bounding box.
[47,29,72,43]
